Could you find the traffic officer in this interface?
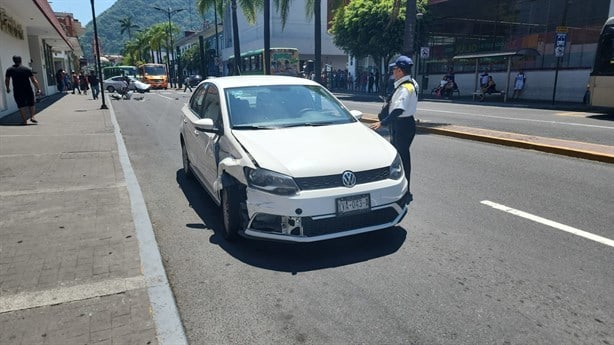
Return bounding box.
[370,55,418,199]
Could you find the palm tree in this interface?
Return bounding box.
[119,16,139,39]
[197,0,260,75]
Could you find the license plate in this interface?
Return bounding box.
[336,194,370,216]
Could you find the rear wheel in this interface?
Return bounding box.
[107,86,115,93]
[221,187,243,241]
[181,142,193,179]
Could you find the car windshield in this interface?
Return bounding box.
[225,85,355,128]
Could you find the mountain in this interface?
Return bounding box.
[81,0,213,60]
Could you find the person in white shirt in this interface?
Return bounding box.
[370,55,418,200]
[512,69,526,99]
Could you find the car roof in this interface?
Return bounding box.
[205,75,319,89]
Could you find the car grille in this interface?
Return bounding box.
[294,167,390,190]
[302,207,399,237]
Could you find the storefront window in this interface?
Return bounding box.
[422,0,610,73]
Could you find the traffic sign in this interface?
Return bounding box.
[420,47,430,59]
[555,32,567,57]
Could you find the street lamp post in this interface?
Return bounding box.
[154,6,184,88]
[89,0,107,109]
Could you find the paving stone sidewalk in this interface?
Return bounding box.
[0,93,159,344]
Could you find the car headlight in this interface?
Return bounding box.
[245,167,299,195]
[389,154,404,180]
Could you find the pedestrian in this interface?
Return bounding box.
[369,55,418,200]
[89,70,100,100]
[479,70,489,89]
[4,55,41,125]
[79,72,89,95]
[71,72,81,94]
[183,75,193,92]
[56,68,65,93]
[512,69,526,99]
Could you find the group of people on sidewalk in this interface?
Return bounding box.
[55,69,100,100]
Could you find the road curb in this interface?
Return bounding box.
[359,116,614,164]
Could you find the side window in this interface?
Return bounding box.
[190,84,207,118]
[201,85,221,124]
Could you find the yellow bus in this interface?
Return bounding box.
[228,48,299,76]
[138,63,168,89]
[589,17,614,108]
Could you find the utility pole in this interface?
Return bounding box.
[154,6,184,88]
[89,0,107,109]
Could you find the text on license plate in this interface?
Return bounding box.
[336,194,371,215]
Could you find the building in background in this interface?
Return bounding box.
[219,1,347,76]
[1,0,79,118]
[417,0,614,101]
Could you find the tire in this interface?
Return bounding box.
[221,187,242,241]
[181,142,193,179]
[107,86,115,93]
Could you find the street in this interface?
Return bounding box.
[110,89,613,344]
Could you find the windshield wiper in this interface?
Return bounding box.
[282,121,338,128]
[232,125,276,130]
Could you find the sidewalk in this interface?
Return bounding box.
[0,93,176,344]
[333,91,614,164]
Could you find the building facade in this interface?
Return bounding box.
[221,0,613,102]
[219,1,348,76]
[1,0,79,119]
[418,0,614,101]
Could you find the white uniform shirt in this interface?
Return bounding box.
[390,75,418,118]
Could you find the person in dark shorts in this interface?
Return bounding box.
[4,55,41,125]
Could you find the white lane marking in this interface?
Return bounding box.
[0,183,126,197]
[481,200,614,248]
[0,276,146,313]
[417,108,614,130]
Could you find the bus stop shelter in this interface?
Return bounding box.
[453,48,540,102]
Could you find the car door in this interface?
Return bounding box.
[193,84,223,196]
[183,84,208,184]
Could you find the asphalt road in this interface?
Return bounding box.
[111,90,614,345]
[342,99,614,146]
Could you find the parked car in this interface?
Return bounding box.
[103,76,150,93]
[180,75,410,242]
[187,74,203,86]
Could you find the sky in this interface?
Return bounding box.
[49,0,116,26]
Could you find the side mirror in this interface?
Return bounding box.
[349,109,363,120]
[194,118,223,135]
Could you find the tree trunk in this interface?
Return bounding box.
[264,0,271,75]
[314,0,322,84]
[231,0,241,75]
[402,0,416,58]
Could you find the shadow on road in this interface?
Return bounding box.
[176,170,407,274]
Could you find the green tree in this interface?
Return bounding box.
[197,0,260,75]
[180,45,203,74]
[119,16,139,39]
[330,0,404,64]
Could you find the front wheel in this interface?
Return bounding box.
[221,187,243,241]
[107,86,115,93]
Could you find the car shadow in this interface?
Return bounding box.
[176,170,407,274]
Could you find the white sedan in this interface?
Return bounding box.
[103,76,150,93]
[180,76,410,242]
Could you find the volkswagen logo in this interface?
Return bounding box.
[341,171,357,187]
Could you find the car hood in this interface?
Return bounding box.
[231,122,397,177]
